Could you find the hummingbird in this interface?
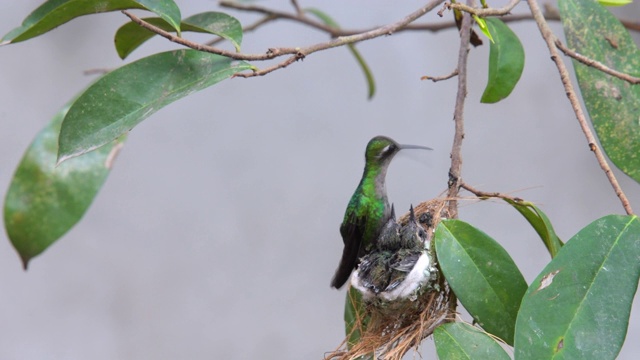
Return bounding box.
[330,136,432,289]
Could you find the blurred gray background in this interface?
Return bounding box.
[1,1,639,359]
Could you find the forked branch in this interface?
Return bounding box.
[527,0,634,215]
[123,0,445,77]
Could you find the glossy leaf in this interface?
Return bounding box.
[305,8,376,99]
[514,215,640,359]
[4,103,125,269]
[505,199,564,258]
[57,50,253,163]
[559,0,640,183]
[480,18,525,103]
[434,322,511,360]
[1,0,181,44]
[435,219,527,345]
[115,12,242,59]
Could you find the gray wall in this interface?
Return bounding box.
[1,1,639,359]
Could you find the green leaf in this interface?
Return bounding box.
[135,0,181,35]
[559,0,640,183]
[434,322,511,360]
[473,15,494,43]
[4,102,125,269]
[305,8,376,99]
[504,199,564,258]
[597,0,632,6]
[514,215,640,359]
[57,49,253,163]
[480,18,525,103]
[1,0,181,44]
[345,286,368,348]
[115,12,242,59]
[435,219,528,345]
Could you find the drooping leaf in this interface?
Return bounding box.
[1,0,181,44]
[514,215,640,359]
[480,18,525,103]
[435,219,527,345]
[115,12,242,59]
[504,199,564,258]
[57,49,253,163]
[305,8,376,99]
[559,0,640,183]
[434,322,511,360]
[4,102,126,269]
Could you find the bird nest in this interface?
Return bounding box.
[326,198,456,360]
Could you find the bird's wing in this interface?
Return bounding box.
[390,251,421,272]
[330,213,366,289]
[358,254,389,294]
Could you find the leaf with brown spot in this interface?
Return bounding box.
[514,215,640,359]
[559,0,640,183]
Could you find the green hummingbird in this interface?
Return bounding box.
[330,136,432,289]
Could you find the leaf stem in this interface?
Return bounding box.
[438,0,521,17]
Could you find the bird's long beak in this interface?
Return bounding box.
[399,144,433,151]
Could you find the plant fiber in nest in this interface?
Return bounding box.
[326,198,456,360]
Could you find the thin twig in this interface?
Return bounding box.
[123,10,295,60]
[83,68,111,76]
[555,40,640,85]
[460,183,524,202]
[220,1,344,36]
[446,1,472,219]
[124,0,444,77]
[527,0,633,215]
[235,0,447,77]
[220,1,639,38]
[438,0,521,17]
[421,69,459,82]
[290,0,304,17]
[206,15,277,46]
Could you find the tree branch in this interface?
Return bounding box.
[555,39,640,85]
[220,1,344,36]
[526,0,634,215]
[124,0,445,76]
[220,1,639,37]
[460,182,524,203]
[290,0,304,17]
[439,0,521,17]
[206,15,277,46]
[421,69,459,82]
[446,2,472,218]
[122,10,296,60]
